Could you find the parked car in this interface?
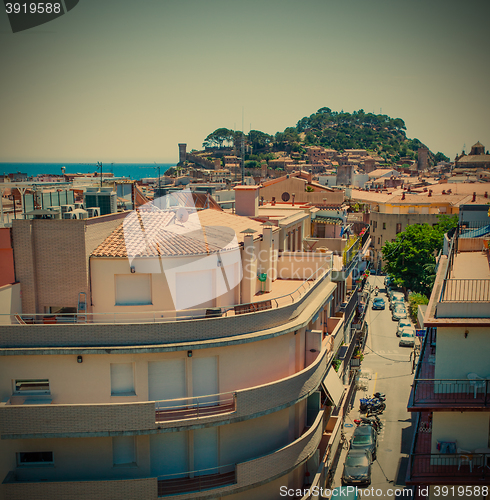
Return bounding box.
[392,304,408,321]
[389,296,405,311]
[350,423,378,460]
[341,449,372,487]
[372,297,385,310]
[389,291,405,303]
[384,275,394,286]
[399,328,416,347]
[396,319,413,336]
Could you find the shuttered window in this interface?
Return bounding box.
[115,274,152,306]
[113,436,136,466]
[110,363,135,395]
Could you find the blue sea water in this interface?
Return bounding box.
[0,162,175,180]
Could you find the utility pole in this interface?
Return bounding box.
[241,108,245,185]
[96,162,103,188]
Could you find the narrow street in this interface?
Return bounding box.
[331,275,416,496]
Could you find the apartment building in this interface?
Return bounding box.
[406,224,490,497]
[0,188,363,500]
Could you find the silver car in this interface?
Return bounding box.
[397,319,413,336]
[392,304,408,321]
[399,328,415,347]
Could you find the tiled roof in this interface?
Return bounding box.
[92,207,276,258]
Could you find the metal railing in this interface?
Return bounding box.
[157,464,236,496]
[412,379,490,407]
[341,286,359,328]
[342,236,362,268]
[440,279,490,302]
[155,392,236,422]
[409,453,490,481]
[3,261,331,326]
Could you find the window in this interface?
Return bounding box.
[17,451,53,466]
[396,223,402,234]
[14,379,50,394]
[110,363,135,396]
[115,274,152,306]
[382,223,386,230]
[113,436,136,466]
[377,237,380,245]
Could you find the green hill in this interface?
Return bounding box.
[200,107,450,167]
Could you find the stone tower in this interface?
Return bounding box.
[417,146,428,170]
[178,143,187,164]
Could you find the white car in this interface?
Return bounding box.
[397,319,413,337]
[392,304,408,321]
[389,291,405,303]
[399,328,415,347]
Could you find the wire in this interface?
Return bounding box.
[364,343,412,363]
[375,459,394,483]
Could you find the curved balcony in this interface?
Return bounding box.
[0,266,333,350]
[0,319,344,439]
[2,409,327,500]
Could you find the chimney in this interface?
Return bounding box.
[428,190,432,197]
[472,192,476,202]
[308,169,313,184]
[234,185,260,217]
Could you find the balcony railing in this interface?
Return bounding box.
[157,464,236,497]
[340,286,359,329]
[155,392,236,422]
[440,279,490,302]
[408,453,490,483]
[3,261,332,326]
[411,379,490,408]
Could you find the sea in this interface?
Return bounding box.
[0,162,176,180]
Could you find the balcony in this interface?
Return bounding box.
[407,413,490,485]
[2,409,328,499]
[0,264,335,350]
[0,318,344,438]
[408,327,490,411]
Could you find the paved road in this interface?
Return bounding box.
[332,275,416,497]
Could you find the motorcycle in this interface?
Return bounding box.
[360,397,386,414]
[354,416,382,433]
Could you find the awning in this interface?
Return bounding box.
[321,366,345,407]
[313,216,343,225]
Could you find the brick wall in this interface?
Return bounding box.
[0,402,155,437]
[11,216,126,314]
[3,475,157,500]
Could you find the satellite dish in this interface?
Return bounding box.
[176,207,189,223]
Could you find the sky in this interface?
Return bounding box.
[1,0,489,163]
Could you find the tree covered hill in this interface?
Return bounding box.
[199,107,449,166]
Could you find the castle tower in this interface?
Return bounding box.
[178,143,187,164]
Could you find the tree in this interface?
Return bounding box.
[382,215,458,295]
[248,130,272,154]
[408,293,429,322]
[202,128,234,149]
[434,152,450,163]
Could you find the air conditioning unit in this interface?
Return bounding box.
[86,207,101,218]
[61,204,75,214]
[74,202,84,210]
[46,206,62,219]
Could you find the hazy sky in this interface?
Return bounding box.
[1,0,489,163]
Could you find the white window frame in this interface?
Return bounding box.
[13,379,50,395]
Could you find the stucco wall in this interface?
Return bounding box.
[0,284,21,324]
[431,412,490,452]
[434,326,490,380]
